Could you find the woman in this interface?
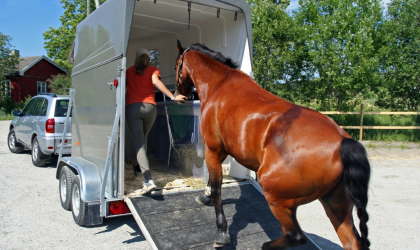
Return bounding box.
[126,48,186,195]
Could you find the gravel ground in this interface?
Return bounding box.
[298,141,420,250]
[0,121,151,250]
[1,120,419,250]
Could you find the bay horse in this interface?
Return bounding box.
[174,40,370,250]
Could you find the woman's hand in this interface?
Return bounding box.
[174,94,187,102]
[152,74,188,103]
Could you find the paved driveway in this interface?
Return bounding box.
[1,120,419,249]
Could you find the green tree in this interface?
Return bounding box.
[377,0,420,111]
[249,0,309,103]
[0,32,20,85]
[0,32,20,114]
[43,0,103,72]
[48,74,72,95]
[295,0,384,111]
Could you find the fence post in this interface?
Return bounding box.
[359,104,364,141]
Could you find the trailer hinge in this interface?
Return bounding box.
[117,66,124,77]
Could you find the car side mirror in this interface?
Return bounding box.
[13,110,21,116]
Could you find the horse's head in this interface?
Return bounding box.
[174,39,194,104]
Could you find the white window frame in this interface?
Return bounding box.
[37,81,47,94]
[2,80,11,96]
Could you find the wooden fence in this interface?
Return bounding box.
[320,104,420,141]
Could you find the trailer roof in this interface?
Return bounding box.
[72,0,253,74]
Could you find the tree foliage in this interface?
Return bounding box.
[377,0,420,111]
[294,0,384,111]
[43,0,103,72]
[0,32,20,84]
[249,0,310,103]
[0,32,20,114]
[48,74,72,95]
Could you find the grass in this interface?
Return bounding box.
[329,114,420,142]
[306,97,420,142]
[366,142,377,148]
[0,110,14,121]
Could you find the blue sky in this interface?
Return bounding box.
[0,0,64,57]
[1,0,391,58]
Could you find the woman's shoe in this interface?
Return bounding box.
[140,180,158,195]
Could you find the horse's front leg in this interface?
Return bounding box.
[201,147,230,247]
[195,179,212,205]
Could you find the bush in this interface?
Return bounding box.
[48,74,71,95]
[0,94,31,117]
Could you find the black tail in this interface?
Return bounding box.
[340,138,371,250]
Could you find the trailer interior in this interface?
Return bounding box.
[124,0,252,196]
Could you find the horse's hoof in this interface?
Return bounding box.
[196,193,211,205]
[213,231,230,248]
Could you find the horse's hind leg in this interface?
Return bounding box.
[320,180,361,250]
[261,204,308,250]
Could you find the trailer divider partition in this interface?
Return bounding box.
[56,0,321,249]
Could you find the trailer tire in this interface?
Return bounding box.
[31,137,47,167]
[59,166,74,210]
[71,175,86,226]
[8,129,24,154]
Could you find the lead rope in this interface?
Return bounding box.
[188,2,191,29]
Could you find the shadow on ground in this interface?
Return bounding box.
[94,215,147,244]
[21,150,59,168]
[306,233,343,250]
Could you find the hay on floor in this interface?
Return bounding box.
[124,163,243,197]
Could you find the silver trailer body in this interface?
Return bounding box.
[57,0,257,223]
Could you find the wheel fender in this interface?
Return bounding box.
[57,157,102,202]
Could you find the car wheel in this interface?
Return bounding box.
[31,137,47,167]
[59,166,74,210]
[71,175,86,226]
[8,129,24,154]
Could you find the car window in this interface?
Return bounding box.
[32,98,45,116]
[54,100,71,117]
[39,99,49,116]
[21,98,37,116]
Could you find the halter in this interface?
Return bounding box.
[176,48,195,100]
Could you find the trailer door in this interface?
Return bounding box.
[70,0,135,200]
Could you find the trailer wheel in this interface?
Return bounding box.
[59,166,74,210]
[71,175,86,226]
[31,137,47,167]
[8,129,24,154]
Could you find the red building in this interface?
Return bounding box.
[3,55,67,102]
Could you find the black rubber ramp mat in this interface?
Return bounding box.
[129,183,319,250]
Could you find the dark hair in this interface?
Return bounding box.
[135,54,150,75]
[190,43,239,69]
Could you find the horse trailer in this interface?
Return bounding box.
[56,0,320,248]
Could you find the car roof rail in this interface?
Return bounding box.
[39,92,57,97]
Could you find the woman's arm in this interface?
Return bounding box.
[152,74,187,101]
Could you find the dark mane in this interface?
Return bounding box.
[190,43,239,69]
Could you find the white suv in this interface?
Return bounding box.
[8,93,72,166]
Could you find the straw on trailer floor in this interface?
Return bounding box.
[124,163,241,196]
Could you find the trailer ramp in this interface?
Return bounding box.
[126,183,320,250]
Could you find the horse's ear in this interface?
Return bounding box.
[177,39,184,55]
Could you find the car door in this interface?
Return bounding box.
[29,98,45,142]
[20,98,39,145]
[15,98,37,145]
